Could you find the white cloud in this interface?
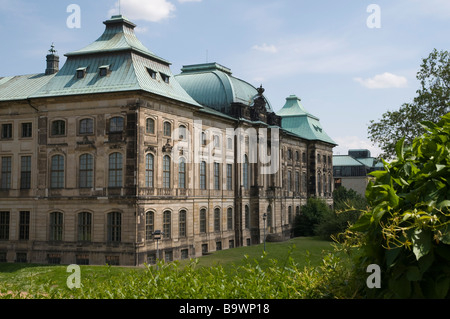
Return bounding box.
[333,136,382,158]
[354,72,408,89]
[109,0,176,22]
[252,43,278,54]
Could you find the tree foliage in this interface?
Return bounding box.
[294,198,332,237]
[368,49,450,159]
[348,113,450,298]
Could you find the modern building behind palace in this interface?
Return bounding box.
[0,15,336,266]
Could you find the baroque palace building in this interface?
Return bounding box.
[0,15,336,266]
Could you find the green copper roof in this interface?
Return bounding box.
[277,95,337,145]
[175,63,273,113]
[66,15,169,65]
[0,73,56,101]
[29,16,200,107]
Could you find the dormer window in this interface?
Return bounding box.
[99,65,110,77]
[147,68,157,79]
[160,72,170,84]
[76,67,87,79]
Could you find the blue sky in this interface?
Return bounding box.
[1,0,449,157]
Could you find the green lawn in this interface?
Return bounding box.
[0,237,338,299]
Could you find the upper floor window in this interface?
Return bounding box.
[50,155,65,189]
[21,123,32,138]
[110,117,124,133]
[146,118,155,135]
[1,124,12,139]
[80,118,94,135]
[145,154,154,188]
[51,120,65,137]
[108,153,123,188]
[79,154,94,188]
[163,122,172,137]
[163,155,171,189]
[178,157,186,189]
[243,155,249,190]
[200,161,207,190]
[1,157,12,190]
[178,125,187,140]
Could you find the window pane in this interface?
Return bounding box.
[22,123,32,138]
[200,209,206,233]
[1,124,12,139]
[1,157,12,190]
[227,164,233,191]
[0,212,10,240]
[243,156,249,190]
[110,117,124,133]
[109,153,123,187]
[214,163,220,190]
[145,154,154,188]
[146,211,154,240]
[51,121,65,136]
[214,208,220,232]
[51,155,64,189]
[164,122,172,137]
[227,208,233,230]
[80,154,93,188]
[163,211,171,239]
[163,156,171,189]
[200,162,207,190]
[146,118,155,134]
[78,212,92,241]
[179,210,186,238]
[49,212,63,241]
[178,158,186,189]
[108,212,121,242]
[20,156,32,189]
[80,119,94,134]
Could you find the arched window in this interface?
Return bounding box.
[200,161,207,190]
[179,210,187,238]
[214,208,221,232]
[146,118,155,134]
[79,118,94,135]
[163,155,171,189]
[163,122,172,137]
[110,117,124,133]
[145,211,154,240]
[107,212,121,242]
[200,209,207,233]
[51,155,64,189]
[178,157,186,189]
[163,211,171,239]
[227,208,233,231]
[145,154,154,188]
[178,125,187,140]
[109,153,123,187]
[49,212,63,241]
[245,205,250,229]
[78,212,92,242]
[243,155,249,190]
[79,154,93,188]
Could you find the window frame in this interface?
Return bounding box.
[51,120,66,137]
[108,153,123,188]
[50,155,65,189]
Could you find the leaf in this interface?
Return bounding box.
[385,247,402,268]
[406,266,422,281]
[395,138,405,161]
[439,225,450,245]
[411,229,432,261]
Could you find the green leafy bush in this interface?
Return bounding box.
[294,198,333,237]
[348,113,450,298]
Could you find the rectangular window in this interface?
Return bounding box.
[179,210,186,238]
[1,124,12,139]
[79,119,94,135]
[227,164,233,191]
[200,209,207,233]
[107,212,121,243]
[19,211,30,241]
[108,153,123,188]
[227,208,233,231]
[163,211,171,239]
[1,157,12,190]
[49,212,63,241]
[51,121,65,136]
[79,154,94,188]
[214,162,220,190]
[78,212,92,242]
[21,123,32,138]
[51,155,65,189]
[20,156,32,189]
[0,212,10,240]
[200,162,207,190]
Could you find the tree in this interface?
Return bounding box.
[293,198,332,237]
[348,113,450,298]
[368,49,450,159]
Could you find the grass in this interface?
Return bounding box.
[0,237,339,299]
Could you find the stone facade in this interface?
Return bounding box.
[0,15,336,266]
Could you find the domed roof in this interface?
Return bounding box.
[175,63,273,114]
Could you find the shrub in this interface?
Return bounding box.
[346,113,450,298]
[293,198,333,237]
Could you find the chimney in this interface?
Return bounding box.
[45,43,59,75]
